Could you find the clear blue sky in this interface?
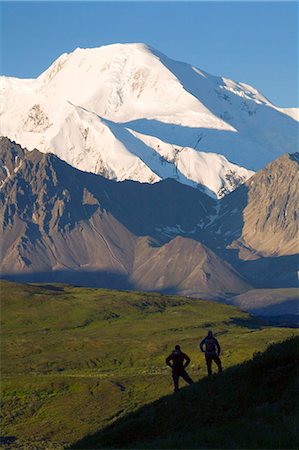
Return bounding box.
[0,1,298,107]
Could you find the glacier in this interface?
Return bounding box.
[0,43,297,198]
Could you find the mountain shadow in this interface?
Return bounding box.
[237,254,299,288]
[1,269,134,290]
[100,116,216,194]
[124,118,251,168]
[150,47,299,166]
[70,336,298,450]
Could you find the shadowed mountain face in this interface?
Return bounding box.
[0,137,298,304]
[0,139,136,278]
[229,288,299,317]
[0,137,248,297]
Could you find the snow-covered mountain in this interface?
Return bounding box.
[1,43,298,197]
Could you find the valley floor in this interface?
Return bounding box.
[1,281,297,449]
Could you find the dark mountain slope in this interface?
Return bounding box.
[0,137,249,295]
[230,288,299,316]
[0,136,216,241]
[72,336,298,450]
[0,139,136,280]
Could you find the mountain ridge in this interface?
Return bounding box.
[0,137,250,298]
[1,43,297,197]
[1,137,298,311]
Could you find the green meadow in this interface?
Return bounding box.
[0,280,297,449]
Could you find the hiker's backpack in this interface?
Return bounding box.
[205,338,217,354]
[172,350,185,368]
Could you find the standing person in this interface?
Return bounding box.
[166,344,194,392]
[200,330,222,376]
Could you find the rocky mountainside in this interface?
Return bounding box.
[131,236,248,297]
[1,43,298,197]
[202,152,299,288]
[1,137,297,307]
[207,153,299,257]
[0,137,249,298]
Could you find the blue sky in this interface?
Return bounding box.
[0,1,298,107]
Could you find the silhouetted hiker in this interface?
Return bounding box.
[200,330,222,376]
[166,344,194,392]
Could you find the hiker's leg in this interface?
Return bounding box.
[181,370,194,385]
[172,370,179,392]
[213,355,222,373]
[205,354,212,376]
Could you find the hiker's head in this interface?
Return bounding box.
[207,330,213,338]
[174,344,181,351]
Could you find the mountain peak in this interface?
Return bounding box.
[1,44,298,198]
[71,42,154,54]
[38,42,160,87]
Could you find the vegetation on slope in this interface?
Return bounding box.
[1,280,296,449]
[72,336,299,449]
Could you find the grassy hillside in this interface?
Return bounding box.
[72,336,299,449]
[0,280,296,449]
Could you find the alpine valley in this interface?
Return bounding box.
[0,43,298,317]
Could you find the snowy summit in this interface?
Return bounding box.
[1,43,298,197]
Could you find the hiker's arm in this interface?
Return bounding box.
[165,354,173,368]
[183,353,190,368]
[199,339,205,352]
[216,340,221,355]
